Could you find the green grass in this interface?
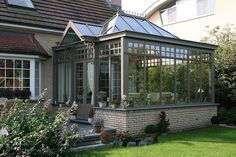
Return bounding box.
[68,127,236,157]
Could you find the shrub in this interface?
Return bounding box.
[156,111,170,135]
[0,89,82,157]
[114,131,131,147]
[217,107,236,125]
[145,124,157,134]
[211,116,220,124]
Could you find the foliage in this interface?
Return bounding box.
[113,131,131,147]
[202,25,236,108]
[0,89,31,100]
[145,124,157,134]
[93,118,104,127]
[0,89,82,157]
[217,107,236,125]
[211,116,220,124]
[156,111,170,135]
[122,94,146,108]
[69,101,79,115]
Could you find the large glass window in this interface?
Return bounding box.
[176,60,188,104]
[0,59,30,91]
[162,58,175,104]
[98,42,121,105]
[0,58,40,99]
[111,56,121,100]
[146,57,161,105]
[189,54,201,103]
[128,55,145,100]
[57,62,72,103]
[99,57,109,101]
[126,40,213,106]
[202,62,211,102]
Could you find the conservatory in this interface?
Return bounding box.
[53,11,217,134]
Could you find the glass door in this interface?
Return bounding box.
[75,61,94,120]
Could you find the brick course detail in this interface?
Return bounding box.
[94,105,217,135]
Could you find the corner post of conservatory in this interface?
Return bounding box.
[121,37,128,97]
[211,50,215,103]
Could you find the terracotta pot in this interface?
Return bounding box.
[95,126,102,133]
[101,131,110,144]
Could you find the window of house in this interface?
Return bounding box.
[7,0,34,9]
[197,0,215,16]
[0,58,40,99]
[167,6,177,23]
[161,0,215,25]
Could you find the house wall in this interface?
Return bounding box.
[148,0,236,41]
[35,33,61,99]
[95,105,217,135]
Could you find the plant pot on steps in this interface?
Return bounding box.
[101,131,110,144]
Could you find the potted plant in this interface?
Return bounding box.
[211,115,220,127]
[93,117,104,133]
[98,91,107,107]
[101,130,110,144]
[69,101,79,120]
[144,124,158,143]
[88,108,94,123]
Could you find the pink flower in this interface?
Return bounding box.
[15,147,21,153]
[43,99,51,108]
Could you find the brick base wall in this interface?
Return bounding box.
[94,105,217,135]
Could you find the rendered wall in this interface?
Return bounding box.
[35,33,61,99]
[148,0,236,41]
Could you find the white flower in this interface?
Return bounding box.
[0,128,9,136]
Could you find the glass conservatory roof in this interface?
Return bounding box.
[70,11,177,39]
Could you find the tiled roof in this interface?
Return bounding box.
[0,0,116,30]
[0,31,49,57]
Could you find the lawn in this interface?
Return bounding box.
[68,127,236,157]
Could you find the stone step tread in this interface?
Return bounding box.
[71,143,112,151]
[77,140,101,147]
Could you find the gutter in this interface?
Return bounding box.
[0,22,63,35]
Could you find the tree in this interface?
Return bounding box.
[202,24,236,108]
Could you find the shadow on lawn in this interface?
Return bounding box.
[160,127,236,145]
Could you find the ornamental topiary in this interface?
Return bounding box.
[0,89,82,157]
